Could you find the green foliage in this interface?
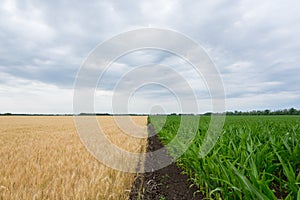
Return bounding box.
[226,108,300,115]
[150,115,300,199]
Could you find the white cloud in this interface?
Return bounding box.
[0,0,56,42]
[226,91,300,111]
[0,0,299,113]
[0,72,72,114]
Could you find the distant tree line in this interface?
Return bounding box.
[78,113,147,116]
[225,108,300,115]
[1,113,12,115]
[1,108,299,116]
[0,113,72,116]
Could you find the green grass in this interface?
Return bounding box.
[149,115,300,199]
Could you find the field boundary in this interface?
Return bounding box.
[129,123,203,200]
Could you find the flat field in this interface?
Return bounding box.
[0,116,147,199]
[150,115,300,199]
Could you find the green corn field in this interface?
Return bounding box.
[149,115,300,199]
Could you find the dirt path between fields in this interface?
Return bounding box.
[129,124,204,200]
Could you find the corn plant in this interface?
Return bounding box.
[150,115,300,199]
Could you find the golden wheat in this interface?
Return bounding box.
[0,116,147,199]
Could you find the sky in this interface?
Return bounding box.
[0,0,299,114]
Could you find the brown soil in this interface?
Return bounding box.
[130,124,204,200]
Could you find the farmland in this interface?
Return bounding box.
[150,115,300,199]
[0,116,147,199]
[1,115,299,199]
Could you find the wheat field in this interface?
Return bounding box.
[0,116,147,199]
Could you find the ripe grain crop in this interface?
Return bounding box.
[0,116,147,200]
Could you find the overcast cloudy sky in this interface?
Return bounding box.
[0,0,299,114]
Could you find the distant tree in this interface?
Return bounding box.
[264,109,270,115]
[250,110,257,115]
[203,112,212,116]
[225,108,300,116]
[288,108,297,115]
[226,111,234,115]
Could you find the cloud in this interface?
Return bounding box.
[0,0,299,113]
[0,72,72,114]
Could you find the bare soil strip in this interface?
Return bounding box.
[130,124,204,200]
